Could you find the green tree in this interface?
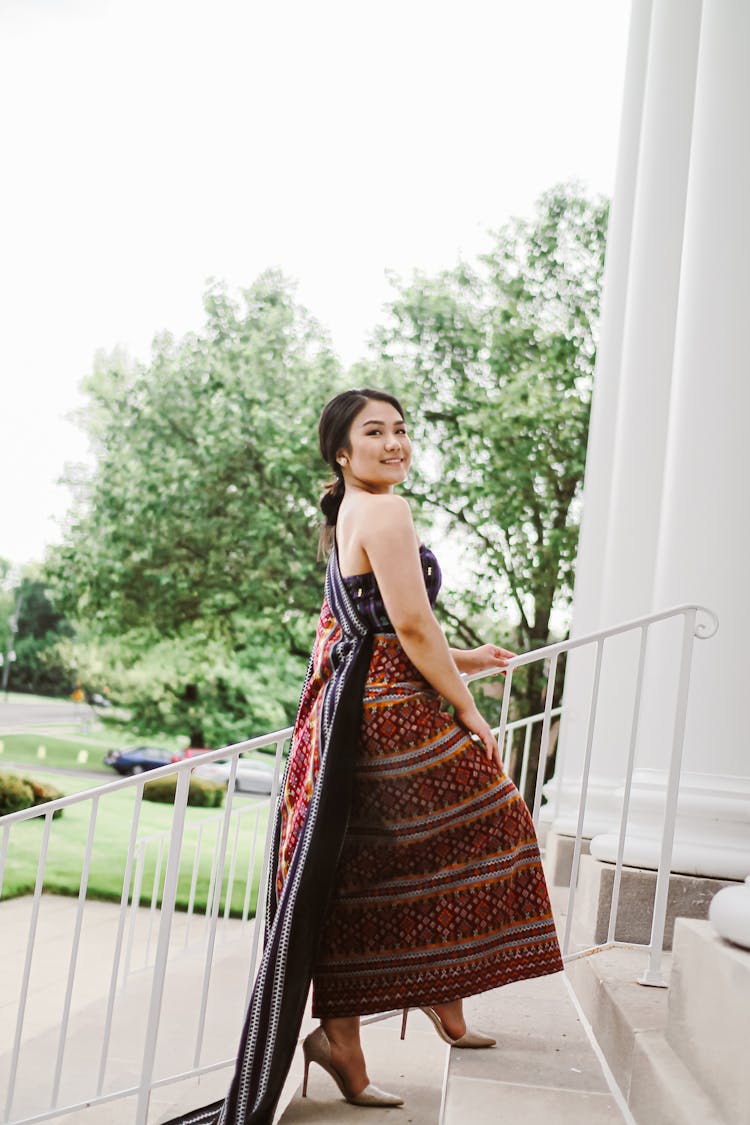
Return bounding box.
[367,184,608,795]
[0,567,74,697]
[49,272,347,743]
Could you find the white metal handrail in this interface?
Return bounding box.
[470,601,719,988]
[0,729,290,1125]
[0,601,718,1124]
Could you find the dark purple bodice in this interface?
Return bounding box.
[341,545,442,631]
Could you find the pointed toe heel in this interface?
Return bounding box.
[301,1027,404,1107]
[401,1006,496,1049]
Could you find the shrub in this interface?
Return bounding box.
[0,773,66,819]
[27,778,65,818]
[0,774,36,817]
[143,775,225,808]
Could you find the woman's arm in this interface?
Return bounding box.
[355,495,500,763]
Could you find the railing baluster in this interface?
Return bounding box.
[495,667,514,756]
[97,782,145,1096]
[4,809,53,1123]
[204,821,222,934]
[135,768,193,1123]
[223,815,242,926]
[245,736,287,1007]
[504,728,514,779]
[145,838,165,969]
[532,653,559,826]
[640,609,698,987]
[193,757,238,1068]
[562,638,605,957]
[242,805,262,924]
[50,795,100,1108]
[123,842,146,985]
[185,823,204,948]
[518,723,533,800]
[607,625,649,944]
[0,822,10,899]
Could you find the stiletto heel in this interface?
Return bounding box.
[301,1027,404,1107]
[403,1006,496,1049]
[400,1008,409,1040]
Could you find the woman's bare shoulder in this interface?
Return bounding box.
[351,492,412,532]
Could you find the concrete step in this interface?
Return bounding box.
[279,1011,445,1125]
[442,971,627,1124]
[278,971,630,1125]
[665,919,750,1125]
[566,921,749,1125]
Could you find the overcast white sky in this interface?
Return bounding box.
[0,0,631,570]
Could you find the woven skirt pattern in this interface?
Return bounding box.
[311,634,563,1018]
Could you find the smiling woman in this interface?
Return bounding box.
[168,388,562,1125]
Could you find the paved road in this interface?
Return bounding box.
[0,760,110,779]
[0,699,101,731]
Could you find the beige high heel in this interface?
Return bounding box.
[400,1006,496,1048]
[302,1026,404,1107]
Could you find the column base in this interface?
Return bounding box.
[549,768,750,881]
[571,854,737,951]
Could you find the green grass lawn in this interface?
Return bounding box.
[0,769,272,918]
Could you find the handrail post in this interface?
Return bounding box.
[639,608,697,987]
[134,767,192,1123]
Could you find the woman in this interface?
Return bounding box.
[171,388,562,1125]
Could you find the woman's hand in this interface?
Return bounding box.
[452,644,516,676]
[455,702,503,770]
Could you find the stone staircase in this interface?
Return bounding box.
[279,972,628,1125]
[9,889,747,1124]
[567,916,749,1125]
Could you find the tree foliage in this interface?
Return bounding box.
[370,184,608,652]
[52,271,342,650]
[48,272,347,743]
[0,565,74,696]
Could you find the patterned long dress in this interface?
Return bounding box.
[283,545,563,1018]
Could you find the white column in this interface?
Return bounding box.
[549,0,702,834]
[591,0,750,886]
[547,0,652,832]
[565,0,653,639]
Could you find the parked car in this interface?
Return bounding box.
[171,747,213,762]
[194,758,274,795]
[103,747,176,776]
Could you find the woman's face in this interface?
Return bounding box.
[339,399,411,492]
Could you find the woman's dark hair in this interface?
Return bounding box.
[318,387,405,553]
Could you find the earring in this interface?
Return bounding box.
[338,458,347,466]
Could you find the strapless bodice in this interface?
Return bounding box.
[341,545,442,631]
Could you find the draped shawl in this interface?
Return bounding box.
[168,547,373,1125]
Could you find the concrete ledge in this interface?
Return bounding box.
[566,923,750,1125]
[628,1029,726,1125]
[565,946,669,1097]
[572,854,735,949]
[667,919,750,1125]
